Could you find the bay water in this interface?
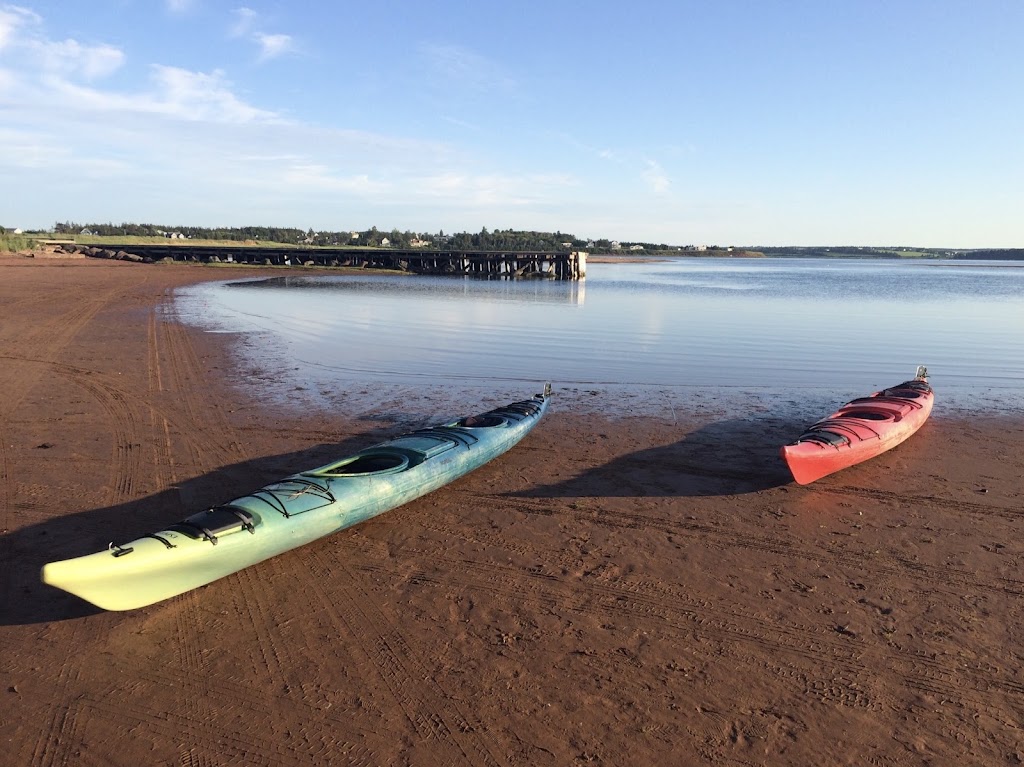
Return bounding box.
[175,258,1024,417]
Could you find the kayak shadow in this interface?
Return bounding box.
[0,429,398,627]
[517,416,796,499]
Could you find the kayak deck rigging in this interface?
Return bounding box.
[168,506,258,544]
[247,478,336,517]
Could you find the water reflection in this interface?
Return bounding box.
[175,259,1024,414]
[229,273,586,305]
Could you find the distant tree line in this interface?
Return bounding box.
[956,249,1024,260]
[50,221,709,253]
[52,222,615,252]
[53,221,311,244]
[757,246,915,258]
[757,246,1024,260]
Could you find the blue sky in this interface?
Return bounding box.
[1,1,1021,247]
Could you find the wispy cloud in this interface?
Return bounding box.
[0,127,129,172]
[281,162,389,194]
[1,5,124,81]
[440,114,482,132]
[0,5,41,50]
[230,7,294,60]
[0,5,279,123]
[254,32,292,61]
[230,7,257,37]
[29,38,124,79]
[0,6,590,233]
[165,0,195,13]
[38,65,280,123]
[151,65,279,121]
[642,159,671,193]
[419,43,515,95]
[416,171,576,207]
[549,130,673,196]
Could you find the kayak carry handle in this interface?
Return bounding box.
[109,542,134,558]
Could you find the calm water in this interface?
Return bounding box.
[175,258,1024,416]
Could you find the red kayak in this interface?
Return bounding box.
[781,367,934,485]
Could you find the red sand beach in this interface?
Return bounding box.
[1,253,1023,765]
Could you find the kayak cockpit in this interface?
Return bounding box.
[837,409,901,421]
[315,451,411,476]
[309,432,464,478]
[456,414,507,428]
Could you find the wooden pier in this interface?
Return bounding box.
[77,244,587,280]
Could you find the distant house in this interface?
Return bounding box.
[410,238,431,248]
[380,237,390,247]
[80,228,94,236]
[350,232,360,240]
[610,241,621,250]
[629,244,644,251]
[561,242,572,248]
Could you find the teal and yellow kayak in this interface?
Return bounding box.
[43,385,551,611]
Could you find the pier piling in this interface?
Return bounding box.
[76,244,587,280]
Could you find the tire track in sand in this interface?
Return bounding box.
[388,497,1024,726]
[501,495,1024,599]
[146,289,263,761]
[158,291,246,463]
[300,547,511,767]
[5,274,147,767]
[0,276,143,550]
[151,285,399,766]
[19,282,250,766]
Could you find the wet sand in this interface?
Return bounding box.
[1,253,1023,765]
